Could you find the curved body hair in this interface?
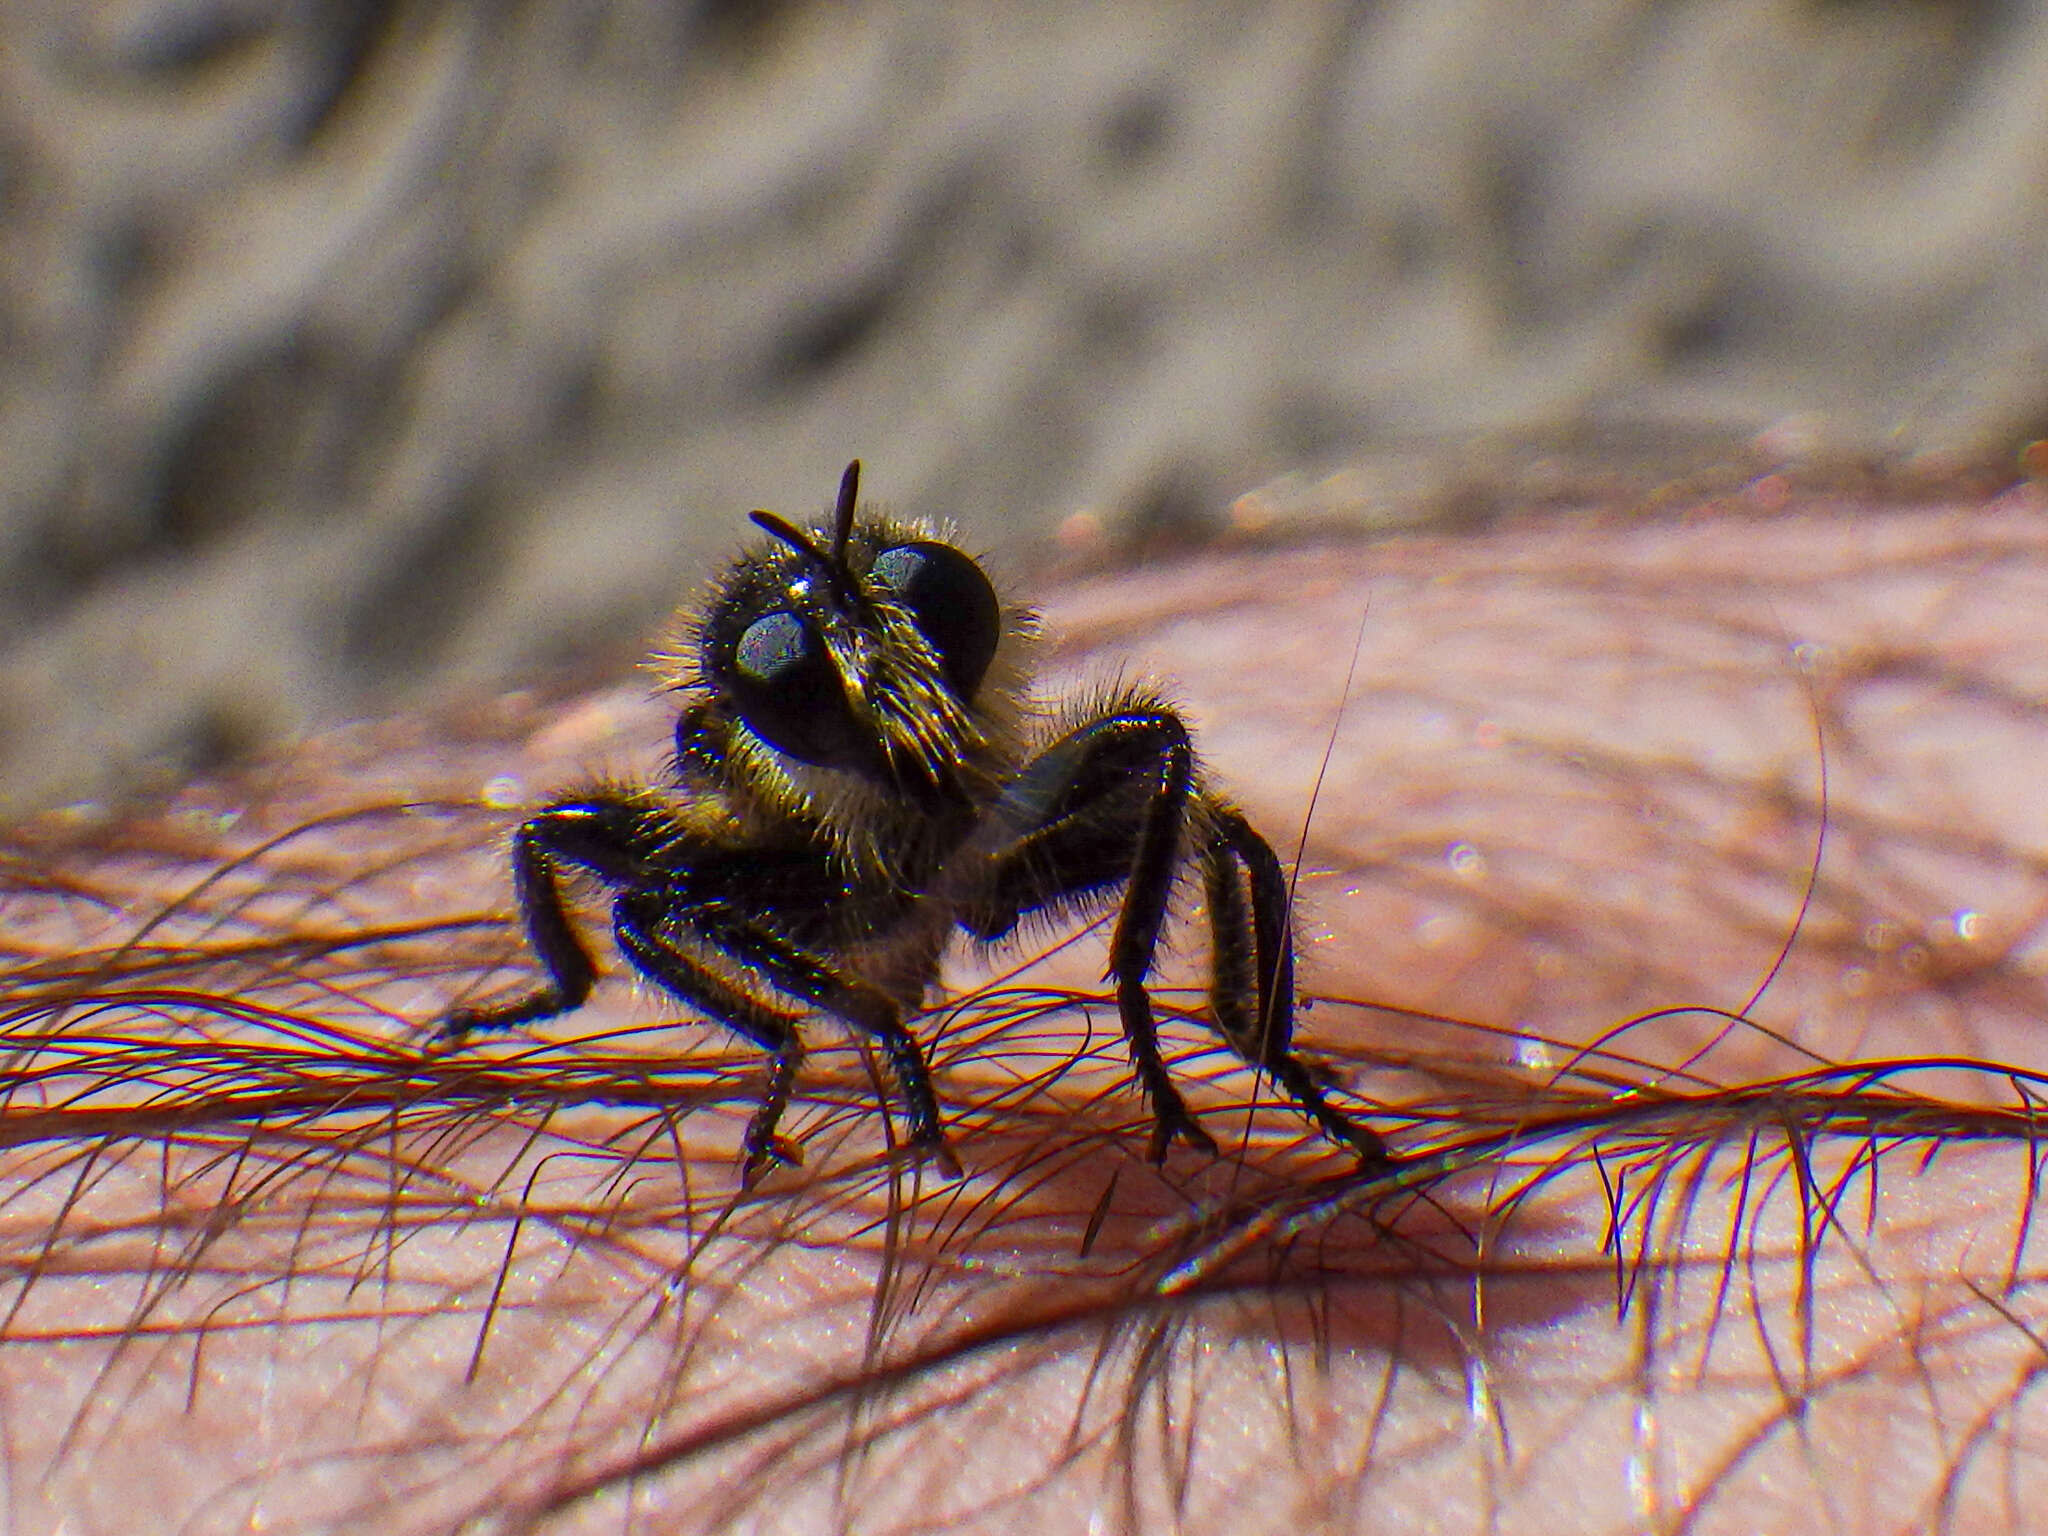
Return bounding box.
[443,462,1390,1180]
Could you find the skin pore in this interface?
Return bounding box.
[3,480,2047,1535]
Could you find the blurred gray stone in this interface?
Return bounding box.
[1,0,2042,813]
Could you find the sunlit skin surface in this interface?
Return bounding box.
[2,477,2047,1534]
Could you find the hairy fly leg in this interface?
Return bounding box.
[970,710,1389,1166]
[683,915,961,1177]
[1202,807,1392,1170]
[969,709,1224,1161]
[441,800,653,1037]
[610,890,810,1181]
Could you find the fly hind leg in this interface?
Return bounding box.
[1202,805,1393,1172]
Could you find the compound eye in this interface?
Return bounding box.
[727,611,864,767]
[867,542,1002,698]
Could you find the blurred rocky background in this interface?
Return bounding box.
[2,0,2044,815]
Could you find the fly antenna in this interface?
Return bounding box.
[748,459,865,607]
[830,459,860,567]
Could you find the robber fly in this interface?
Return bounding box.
[441,461,1391,1182]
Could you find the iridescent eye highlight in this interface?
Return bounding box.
[727,611,863,768]
[868,541,1001,698]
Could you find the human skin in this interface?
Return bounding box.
[4,479,2048,1535]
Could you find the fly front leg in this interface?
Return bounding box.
[1099,712,1221,1161]
[441,799,654,1038]
[714,920,961,1178]
[974,709,1391,1168]
[613,891,809,1183]
[973,709,1221,1161]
